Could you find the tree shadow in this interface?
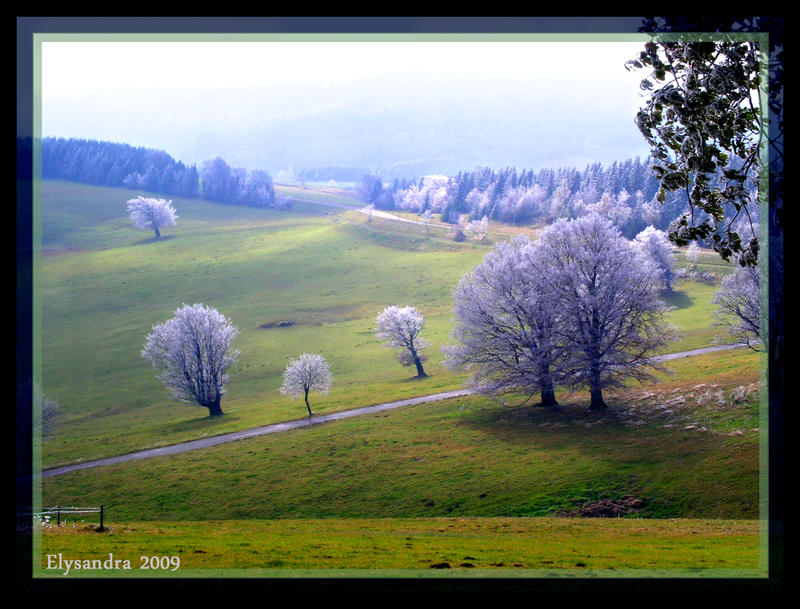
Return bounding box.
[399,374,434,383]
[131,234,176,246]
[160,409,241,434]
[659,289,692,310]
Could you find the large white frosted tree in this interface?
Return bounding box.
[532,214,676,410]
[712,263,760,350]
[280,353,333,416]
[126,196,178,239]
[141,303,240,416]
[445,235,565,407]
[633,225,676,291]
[375,305,430,378]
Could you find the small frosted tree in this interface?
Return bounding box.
[532,214,676,409]
[685,241,701,270]
[712,263,760,350]
[280,353,333,416]
[376,305,430,378]
[419,209,433,233]
[633,225,675,291]
[467,215,489,240]
[126,196,178,239]
[141,303,240,416]
[445,236,565,407]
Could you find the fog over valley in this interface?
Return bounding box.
[42,40,650,178]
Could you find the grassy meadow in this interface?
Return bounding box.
[35,180,762,575]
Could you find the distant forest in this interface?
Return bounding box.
[358,161,756,241]
[42,137,754,241]
[42,138,275,208]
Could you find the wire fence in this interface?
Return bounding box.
[18,505,105,530]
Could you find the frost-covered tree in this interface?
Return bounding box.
[712,263,760,350]
[531,214,676,409]
[141,303,240,416]
[419,208,433,233]
[685,241,701,270]
[241,169,275,207]
[397,175,450,212]
[445,236,564,407]
[375,305,430,378]
[126,196,178,239]
[467,215,489,240]
[279,353,333,416]
[633,225,676,291]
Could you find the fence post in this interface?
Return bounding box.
[57,506,61,527]
[98,505,105,532]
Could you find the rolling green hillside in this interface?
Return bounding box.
[40,181,491,467]
[36,180,761,573]
[38,180,750,473]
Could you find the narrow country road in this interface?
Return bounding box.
[41,344,746,478]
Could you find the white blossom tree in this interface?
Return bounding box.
[467,215,489,240]
[126,196,178,239]
[445,236,565,407]
[279,353,333,416]
[375,305,430,378]
[419,208,433,233]
[141,303,240,416]
[685,241,701,270]
[633,225,676,291]
[531,214,676,409]
[712,263,761,350]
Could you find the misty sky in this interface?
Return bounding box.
[41,38,653,175]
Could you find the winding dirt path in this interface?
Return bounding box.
[41,344,746,478]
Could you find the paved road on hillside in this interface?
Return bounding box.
[41,343,746,478]
[291,196,433,225]
[288,195,474,231]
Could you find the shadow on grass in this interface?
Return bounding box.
[457,397,638,445]
[131,234,176,246]
[659,288,692,309]
[160,409,242,435]
[399,374,435,384]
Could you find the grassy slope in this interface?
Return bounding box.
[39,517,759,573]
[40,181,737,468]
[40,182,490,466]
[42,349,759,521]
[37,181,760,572]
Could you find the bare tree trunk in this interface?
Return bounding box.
[589,386,607,410]
[413,355,427,378]
[206,395,223,416]
[540,386,559,407]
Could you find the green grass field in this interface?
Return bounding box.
[40,181,492,467]
[39,181,740,468]
[35,180,762,575]
[39,517,759,575]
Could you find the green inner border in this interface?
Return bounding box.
[30,30,771,580]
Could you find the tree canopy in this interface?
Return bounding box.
[375,305,430,378]
[279,353,333,416]
[446,235,564,406]
[141,303,240,416]
[626,35,763,266]
[126,196,178,239]
[530,214,676,409]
